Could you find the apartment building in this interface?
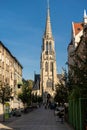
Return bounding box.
[68,10,87,70]
[0,41,23,112]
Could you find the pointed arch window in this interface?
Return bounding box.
[45,62,48,72]
[49,41,52,52]
[46,78,52,87]
[46,41,48,51]
[50,62,53,72]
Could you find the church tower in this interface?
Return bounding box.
[40,1,58,103]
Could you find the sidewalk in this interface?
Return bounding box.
[0,106,74,130]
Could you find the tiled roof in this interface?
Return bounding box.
[73,22,83,35]
[33,74,40,90]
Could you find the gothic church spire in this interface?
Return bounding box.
[44,0,53,38]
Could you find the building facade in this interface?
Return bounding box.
[68,10,87,70]
[0,41,23,112]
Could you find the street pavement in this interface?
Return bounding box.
[0,106,74,130]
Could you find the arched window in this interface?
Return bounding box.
[46,41,48,51]
[49,41,52,52]
[50,62,53,72]
[46,79,52,87]
[45,62,48,72]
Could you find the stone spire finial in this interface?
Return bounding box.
[84,9,87,24]
[84,9,87,17]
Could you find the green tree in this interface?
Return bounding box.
[54,70,69,104]
[27,80,33,90]
[37,96,43,103]
[68,35,87,99]
[18,79,32,107]
[0,83,12,121]
[68,56,87,99]
[31,93,37,103]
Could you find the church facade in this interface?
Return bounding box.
[40,6,58,102]
[33,3,60,103]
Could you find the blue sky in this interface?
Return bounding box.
[0,0,87,80]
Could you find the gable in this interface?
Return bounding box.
[73,22,83,35]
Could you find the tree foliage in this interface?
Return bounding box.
[68,56,87,99]
[31,93,43,103]
[0,84,12,104]
[54,70,69,104]
[27,80,34,90]
[68,34,87,99]
[18,79,32,107]
[0,84,12,121]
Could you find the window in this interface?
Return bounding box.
[50,62,53,72]
[77,28,81,31]
[46,41,48,51]
[49,41,52,52]
[45,62,48,72]
[46,79,52,87]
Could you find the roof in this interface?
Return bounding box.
[75,24,87,52]
[0,41,23,68]
[33,74,40,90]
[34,74,40,84]
[73,22,83,35]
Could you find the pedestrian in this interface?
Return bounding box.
[58,109,64,123]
